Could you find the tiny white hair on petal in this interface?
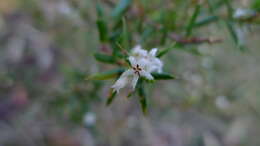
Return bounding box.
[131,45,148,57]
[140,70,154,80]
[149,48,158,57]
[111,69,133,93]
[128,56,137,66]
[131,75,139,89]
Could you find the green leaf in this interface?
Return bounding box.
[225,21,246,51]
[111,0,133,19]
[94,53,116,64]
[251,0,260,11]
[139,95,147,115]
[96,4,108,42]
[194,15,219,28]
[137,79,147,115]
[122,17,130,50]
[96,19,108,42]
[156,42,176,58]
[151,72,176,80]
[87,68,125,80]
[106,91,117,106]
[225,21,238,44]
[186,4,201,36]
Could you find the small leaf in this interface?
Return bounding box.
[111,0,133,19]
[106,91,117,106]
[96,4,108,42]
[139,95,147,115]
[122,17,130,50]
[94,53,116,64]
[225,21,238,44]
[96,19,108,42]
[137,79,147,115]
[251,0,260,11]
[151,72,176,80]
[87,68,125,80]
[156,42,176,58]
[186,4,201,37]
[224,21,247,51]
[194,15,219,28]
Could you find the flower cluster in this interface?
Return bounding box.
[112,45,163,93]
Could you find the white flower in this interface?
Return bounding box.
[111,45,164,93]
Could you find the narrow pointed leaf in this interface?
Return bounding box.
[106,91,117,106]
[111,0,132,19]
[225,21,238,44]
[94,53,116,64]
[96,4,108,42]
[87,68,125,80]
[139,95,147,115]
[225,21,246,51]
[96,20,108,42]
[122,17,130,50]
[194,16,219,28]
[251,0,260,11]
[186,4,201,36]
[151,72,176,80]
[137,80,147,115]
[156,42,176,58]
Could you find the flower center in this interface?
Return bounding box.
[132,64,142,76]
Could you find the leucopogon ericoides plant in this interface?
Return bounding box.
[88,44,176,114]
[111,45,163,93]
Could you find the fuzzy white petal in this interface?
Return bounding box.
[128,56,137,67]
[152,58,163,72]
[149,48,158,57]
[111,69,133,93]
[132,45,148,57]
[131,74,139,89]
[122,69,134,76]
[137,58,149,68]
[140,70,154,80]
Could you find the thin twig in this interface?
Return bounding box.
[116,42,130,55]
[170,33,222,44]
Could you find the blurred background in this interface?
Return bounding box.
[0,0,260,146]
